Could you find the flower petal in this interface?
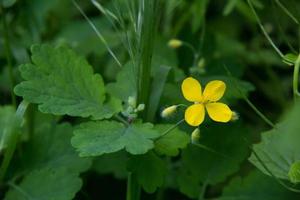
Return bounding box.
[184,104,205,126]
[181,77,202,102]
[206,103,232,122]
[203,80,226,102]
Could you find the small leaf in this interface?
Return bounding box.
[127,152,167,193]
[14,44,121,120]
[71,121,160,157]
[154,124,189,156]
[288,161,300,184]
[5,168,82,200]
[283,53,298,65]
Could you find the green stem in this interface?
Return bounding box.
[293,54,300,100]
[155,119,184,140]
[0,101,28,183]
[136,0,160,119]
[1,6,16,108]
[247,0,284,58]
[126,172,141,200]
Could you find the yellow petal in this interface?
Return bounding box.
[181,77,202,102]
[184,104,205,126]
[203,80,226,102]
[206,103,232,122]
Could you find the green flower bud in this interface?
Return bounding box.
[231,111,239,121]
[168,39,182,49]
[128,96,137,108]
[191,128,201,144]
[161,105,177,118]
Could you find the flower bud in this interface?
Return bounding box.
[128,96,136,108]
[168,39,182,49]
[161,105,177,118]
[191,128,201,144]
[136,104,145,112]
[231,111,239,121]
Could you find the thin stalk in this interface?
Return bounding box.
[126,172,141,200]
[274,0,299,24]
[72,0,122,68]
[247,0,284,58]
[155,119,184,140]
[0,101,28,182]
[224,66,276,128]
[136,0,160,119]
[1,6,16,108]
[293,54,300,100]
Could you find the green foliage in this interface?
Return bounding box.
[249,102,300,182]
[218,170,300,200]
[0,106,15,152]
[5,168,82,200]
[14,44,121,120]
[92,151,128,179]
[177,123,250,198]
[288,161,300,184]
[154,124,190,156]
[71,121,160,157]
[127,152,167,193]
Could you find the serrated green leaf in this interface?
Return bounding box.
[249,102,300,182]
[92,150,128,179]
[72,121,160,157]
[154,124,190,156]
[127,152,167,193]
[177,123,250,198]
[14,44,121,120]
[5,168,82,200]
[218,170,300,200]
[0,106,15,152]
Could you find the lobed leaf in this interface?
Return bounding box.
[71,121,160,157]
[14,44,121,120]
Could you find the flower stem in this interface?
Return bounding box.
[1,6,16,108]
[126,172,141,200]
[293,54,300,100]
[247,0,284,58]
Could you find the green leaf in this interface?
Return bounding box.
[5,168,82,200]
[249,102,300,182]
[19,122,91,173]
[14,44,121,120]
[288,161,300,184]
[177,123,250,198]
[1,0,16,7]
[127,152,167,193]
[106,62,137,101]
[218,170,300,200]
[0,106,15,152]
[283,53,298,65]
[92,150,128,179]
[71,121,160,157]
[154,124,190,156]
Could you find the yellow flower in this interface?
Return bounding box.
[181,77,232,126]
